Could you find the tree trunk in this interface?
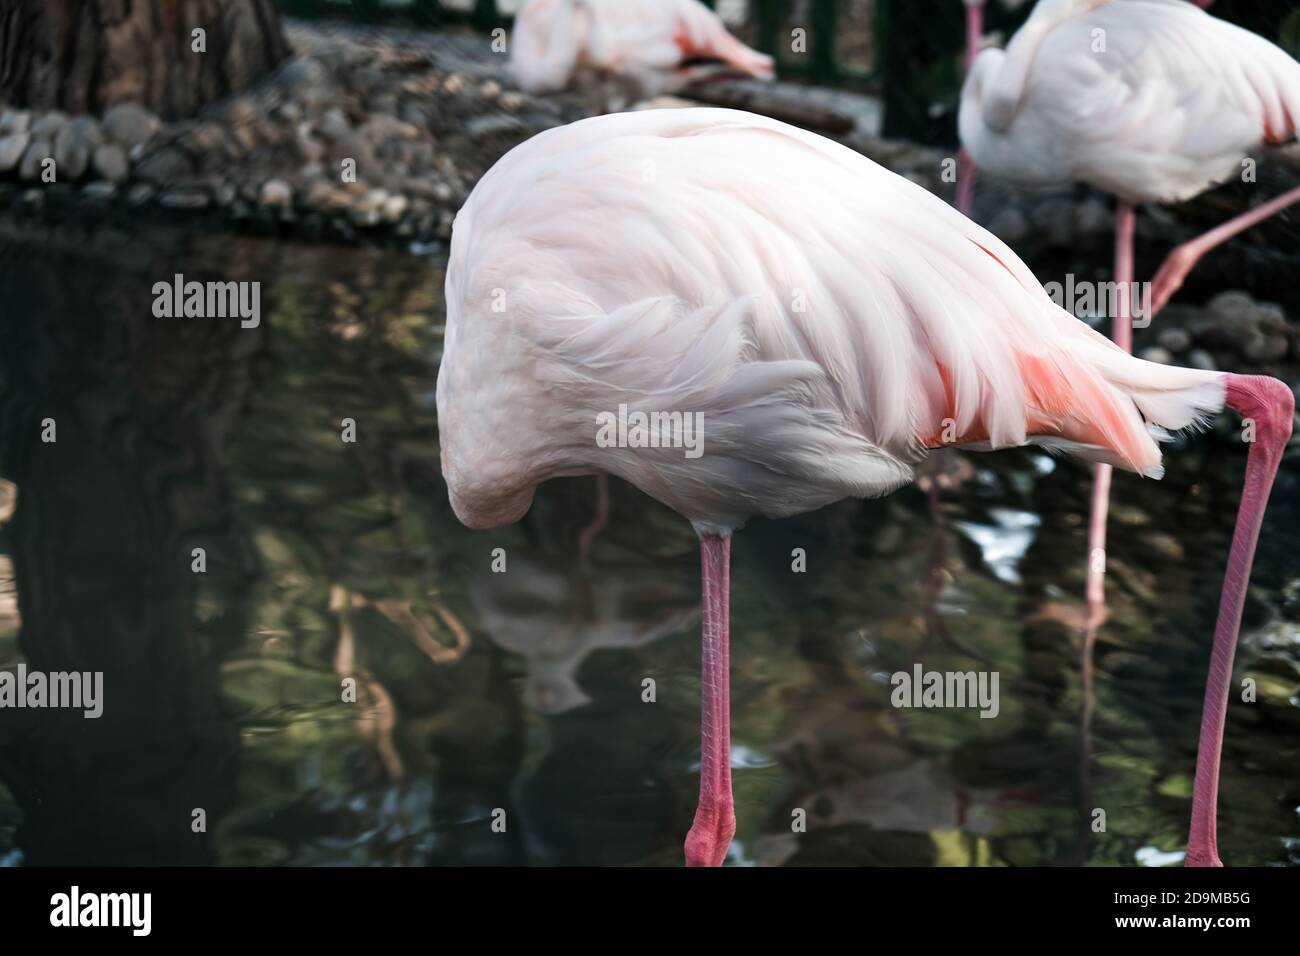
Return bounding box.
[0,0,291,120]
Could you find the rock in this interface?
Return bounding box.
[465,114,526,139]
[82,181,118,200]
[125,183,156,205]
[160,187,211,210]
[1206,290,1255,322]
[177,122,230,162]
[276,56,329,91]
[134,147,193,184]
[18,139,53,182]
[1074,197,1111,236]
[1187,348,1217,372]
[1254,302,1289,335]
[987,206,1029,244]
[30,111,68,140]
[53,116,102,180]
[1138,346,1173,365]
[0,132,31,173]
[360,114,420,143]
[303,179,336,211]
[215,96,260,128]
[1240,332,1290,363]
[318,108,351,141]
[1155,327,1192,354]
[296,135,325,164]
[260,178,293,208]
[480,80,502,99]
[349,188,388,227]
[92,143,130,183]
[102,103,160,148]
[0,110,30,135]
[381,193,408,223]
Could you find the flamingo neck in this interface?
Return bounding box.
[1187,374,1293,866]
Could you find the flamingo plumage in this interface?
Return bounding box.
[435,107,1292,866]
[509,0,775,104]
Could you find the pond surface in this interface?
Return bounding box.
[0,218,1296,866]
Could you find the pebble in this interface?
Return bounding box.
[0,110,30,135]
[134,147,192,183]
[81,181,118,200]
[102,103,160,148]
[160,187,212,210]
[1187,349,1218,372]
[53,116,103,180]
[1155,328,1192,354]
[0,132,31,173]
[1240,332,1290,363]
[260,178,293,208]
[318,108,351,141]
[1138,346,1173,365]
[30,111,68,140]
[126,183,156,205]
[92,143,130,183]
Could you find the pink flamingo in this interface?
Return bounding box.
[509,0,774,106]
[959,0,1300,327]
[436,107,1292,866]
[959,0,1299,668]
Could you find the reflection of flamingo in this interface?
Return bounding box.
[470,548,697,715]
[509,0,774,109]
[436,108,1292,866]
[328,583,473,781]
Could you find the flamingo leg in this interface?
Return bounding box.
[1187,374,1293,866]
[1150,184,1300,318]
[955,1,984,217]
[685,532,735,867]
[1083,202,1138,606]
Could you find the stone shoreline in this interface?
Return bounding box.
[0,21,586,244]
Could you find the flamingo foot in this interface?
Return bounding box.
[685,801,736,867]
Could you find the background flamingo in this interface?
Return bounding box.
[960,0,1300,329]
[959,0,1300,662]
[509,0,774,108]
[436,107,1292,866]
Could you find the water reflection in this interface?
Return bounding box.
[0,215,1296,866]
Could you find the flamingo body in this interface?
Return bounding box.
[960,0,1300,203]
[437,108,1225,535]
[509,0,775,100]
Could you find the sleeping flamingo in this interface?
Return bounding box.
[435,107,1292,867]
[959,0,1300,326]
[508,0,775,108]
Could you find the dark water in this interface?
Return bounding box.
[0,219,1296,867]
